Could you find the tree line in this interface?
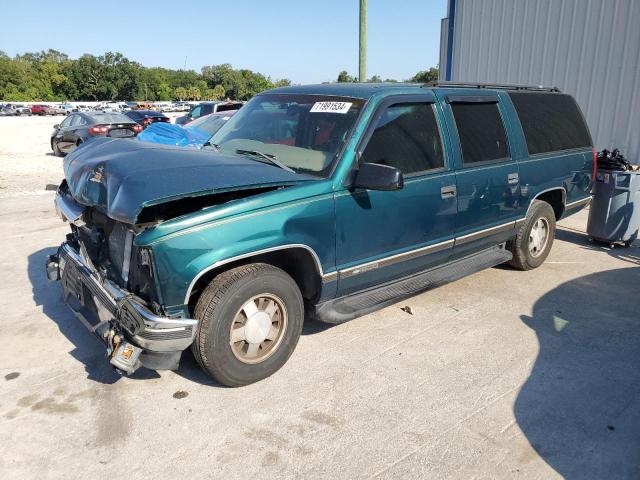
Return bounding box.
[0,49,439,102]
[336,67,439,84]
[0,49,292,102]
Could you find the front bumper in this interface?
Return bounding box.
[47,242,197,373]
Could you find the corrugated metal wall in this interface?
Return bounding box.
[442,0,640,161]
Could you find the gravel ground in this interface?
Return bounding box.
[0,116,639,479]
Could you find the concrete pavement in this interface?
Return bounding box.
[1,193,638,479]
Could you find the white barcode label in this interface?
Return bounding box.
[309,102,352,114]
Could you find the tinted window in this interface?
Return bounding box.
[190,106,201,118]
[361,103,444,174]
[451,102,509,164]
[88,113,132,124]
[69,115,84,127]
[508,92,592,154]
[200,104,213,116]
[217,103,241,112]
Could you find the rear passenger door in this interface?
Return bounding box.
[439,92,525,258]
[335,95,457,295]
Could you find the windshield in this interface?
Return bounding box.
[209,94,365,177]
[188,112,236,135]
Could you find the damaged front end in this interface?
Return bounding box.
[47,186,197,375]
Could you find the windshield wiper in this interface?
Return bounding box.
[202,140,220,151]
[235,149,295,173]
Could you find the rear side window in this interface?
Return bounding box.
[361,103,444,174]
[450,102,509,164]
[508,92,592,155]
[200,104,214,116]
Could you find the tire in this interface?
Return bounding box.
[507,200,556,270]
[52,140,62,157]
[192,263,304,387]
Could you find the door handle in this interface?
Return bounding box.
[507,173,519,185]
[441,185,457,198]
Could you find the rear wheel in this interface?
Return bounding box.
[52,140,62,157]
[192,263,304,387]
[507,200,556,270]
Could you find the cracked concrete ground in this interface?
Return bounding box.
[1,116,639,479]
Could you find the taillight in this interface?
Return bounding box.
[89,125,109,135]
[132,124,142,133]
[143,118,151,125]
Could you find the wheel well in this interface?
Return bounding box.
[534,190,564,220]
[187,247,322,315]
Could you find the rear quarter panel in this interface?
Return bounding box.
[499,92,594,217]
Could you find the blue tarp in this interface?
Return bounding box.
[137,122,210,148]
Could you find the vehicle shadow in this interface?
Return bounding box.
[175,316,335,387]
[515,267,640,478]
[27,247,159,384]
[555,225,640,265]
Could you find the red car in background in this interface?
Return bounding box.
[31,104,55,116]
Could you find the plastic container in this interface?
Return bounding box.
[587,169,640,246]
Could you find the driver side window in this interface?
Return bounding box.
[361,102,444,175]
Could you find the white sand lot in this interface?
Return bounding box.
[0,115,65,197]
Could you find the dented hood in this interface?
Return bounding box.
[63,138,312,224]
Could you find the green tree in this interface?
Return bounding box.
[186,86,201,100]
[337,70,357,83]
[174,86,188,100]
[410,67,439,83]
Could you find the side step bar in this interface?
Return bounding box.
[314,246,512,324]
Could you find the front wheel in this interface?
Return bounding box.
[507,200,556,270]
[192,263,304,387]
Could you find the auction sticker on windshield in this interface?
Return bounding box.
[310,102,352,114]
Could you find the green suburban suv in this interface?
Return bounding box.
[47,82,595,386]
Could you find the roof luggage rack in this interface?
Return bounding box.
[423,81,561,93]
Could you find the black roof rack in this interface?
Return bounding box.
[423,81,561,93]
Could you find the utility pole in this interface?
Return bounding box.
[359,0,367,82]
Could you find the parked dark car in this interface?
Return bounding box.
[137,110,237,148]
[175,100,243,125]
[50,112,142,156]
[47,82,595,386]
[124,109,170,129]
[31,104,55,116]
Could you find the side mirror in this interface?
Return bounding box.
[353,162,404,191]
[53,124,60,129]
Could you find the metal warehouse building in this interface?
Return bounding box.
[439,0,640,162]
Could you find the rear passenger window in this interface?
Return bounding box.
[508,92,592,155]
[450,102,509,164]
[361,103,444,174]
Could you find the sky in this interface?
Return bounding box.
[0,0,446,84]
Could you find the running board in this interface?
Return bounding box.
[314,246,512,324]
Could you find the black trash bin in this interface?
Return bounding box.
[587,169,640,246]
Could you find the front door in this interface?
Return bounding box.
[335,96,457,296]
[437,91,524,258]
